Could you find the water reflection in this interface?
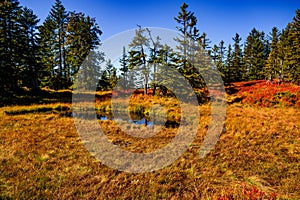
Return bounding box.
[67,111,179,128]
[97,115,154,126]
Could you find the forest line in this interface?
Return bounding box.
[0,0,299,97]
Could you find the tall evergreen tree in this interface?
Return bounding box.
[38,16,56,88]
[276,26,292,82]
[224,44,233,84]
[265,27,280,81]
[128,26,150,94]
[18,7,40,91]
[66,12,101,87]
[51,0,68,88]
[119,46,129,88]
[231,33,243,82]
[174,2,205,88]
[39,0,101,89]
[243,28,266,80]
[39,0,68,89]
[289,9,300,84]
[215,40,227,81]
[174,2,199,65]
[146,28,161,95]
[0,0,22,94]
[199,32,211,52]
[211,44,219,64]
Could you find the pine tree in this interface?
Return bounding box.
[119,46,129,88]
[98,70,110,91]
[0,0,22,94]
[215,40,226,81]
[211,44,219,64]
[39,0,101,89]
[199,32,211,52]
[265,27,280,81]
[174,2,205,88]
[231,33,243,82]
[75,51,103,91]
[243,29,266,80]
[66,12,101,88]
[18,7,40,91]
[224,44,233,84]
[174,2,199,66]
[39,0,68,89]
[38,16,56,88]
[128,26,150,94]
[146,28,161,95]
[277,26,291,82]
[51,0,68,88]
[289,9,300,84]
[276,20,300,84]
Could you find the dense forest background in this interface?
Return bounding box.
[0,0,299,97]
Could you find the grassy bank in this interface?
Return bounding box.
[0,102,299,199]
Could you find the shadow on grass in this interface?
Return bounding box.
[0,88,72,107]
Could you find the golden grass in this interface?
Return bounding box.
[0,103,299,199]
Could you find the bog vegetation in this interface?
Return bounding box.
[0,0,299,199]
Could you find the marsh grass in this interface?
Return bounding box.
[0,100,299,199]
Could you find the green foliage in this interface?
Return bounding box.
[265,27,280,80]
[0,0,23,95]
[231,33,243,82]
[1,1,300,101]
[0,0,102,96]
[174,3,207,88]
[243,28,267,80]
[39,0,102,90]
[128,26,151,94]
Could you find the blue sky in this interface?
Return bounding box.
[19,0,299,45]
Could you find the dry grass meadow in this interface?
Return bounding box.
[0,85,299,199]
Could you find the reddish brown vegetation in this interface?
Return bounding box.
[228,80,300,107]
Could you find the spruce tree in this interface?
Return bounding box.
[289,9,300,84]
[66,12,101,87]
[243,29,266,80]
[231,33,243,82]
[18,7,40,91]
[0,0,22,94]
[39,0,101,89]
[38,16,56,88]
[128,26,150,94]
[174,2,205,88]
[224,44,233,84]
[39,0,68,89]
[265,27,280,81]
[119,46,129,88]
[216,40,226,81]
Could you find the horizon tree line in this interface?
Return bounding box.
[0,0,299,97]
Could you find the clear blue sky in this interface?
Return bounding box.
[19,0,299,46]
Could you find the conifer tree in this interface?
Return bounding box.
[215,40,226,81]
[66,12,101,87]
[119,46,129,88]
[231,33,243,82]
[265,27,280,81]
[39,0,68,89]
[0,0,22,94]
[128,26,150,94]
[18,7,40,91]
[174,2,206,88]
[224,44,233,84]
[289,9,300,84]
[243,29,266,80]
[39,0,101,89]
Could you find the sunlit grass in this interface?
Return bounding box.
[0,102,299,199]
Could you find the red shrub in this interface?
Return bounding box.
[230,80,300,107]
